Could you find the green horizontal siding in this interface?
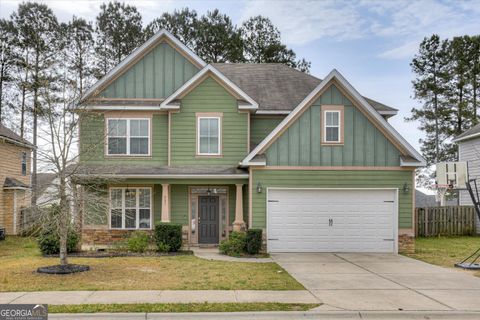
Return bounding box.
[171,77,249,165]
[99,42,199,99]
[251,169,414,229]
[265,84,401,166]
[250,116,284,147]
[79,113,168,165]
[171,185,189,225]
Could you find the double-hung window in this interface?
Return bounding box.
[21,152,27,176]
[322,108,343,143]
[197,116,221,155]
[110,187,151,229]
[107,118,150,155]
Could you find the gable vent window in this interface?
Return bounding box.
[21,152,27,176]
[322,106,344,144]
[107,118,150,156]
[197,117,221,155]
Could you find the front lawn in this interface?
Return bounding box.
[50,302,320,313]
[404,236,480,276]
[0,237,303,291]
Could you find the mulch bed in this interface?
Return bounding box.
[37,264,90,274]
[43,250,193,258]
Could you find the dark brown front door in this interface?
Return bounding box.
[198,196,219,244]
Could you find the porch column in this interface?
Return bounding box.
[161,184,171,222]
[233,184,246,231]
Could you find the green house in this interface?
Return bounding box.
[76,30,425,253]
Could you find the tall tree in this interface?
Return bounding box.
[468,36,480,124]
[94,1,143,78]
[408,35,452,165]
[195,9,243,63]
[11,2,61,208]
[240,16,311,72]
[448,36,474,136]
[0,19,17,123]
[144,8,198,48]
[66,16,94,95]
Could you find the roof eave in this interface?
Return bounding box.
[453,132,480,143]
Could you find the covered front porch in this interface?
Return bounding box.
[79,172,249,248]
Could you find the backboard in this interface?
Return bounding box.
[436,161,468,189]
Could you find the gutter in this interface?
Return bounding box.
[0,136,34,149]
[74,174,249,179]
[453,132,480,143]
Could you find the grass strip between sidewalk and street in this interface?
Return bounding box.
[49,303,321,313]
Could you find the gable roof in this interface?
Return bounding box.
[0,124,33,148]
[241,69,425,167]
[79,29,206,103]
[3,177,30,190]
[212,63,398,117]
[160,65,258,110]
[453,123,480,142]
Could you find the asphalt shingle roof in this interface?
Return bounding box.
[74,165,247,176]
[455,123,480,141]
[212,63,398,114]
[0,124,33,147]
[3,177,29,189]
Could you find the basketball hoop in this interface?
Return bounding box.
[434,181,454,206]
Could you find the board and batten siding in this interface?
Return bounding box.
[79,112,168,165]
[251,169,414,229]
[98,42,199,99]
[250,116,285,147]
[457,139,480,232]
[265,84,401,166]
[170,77,249,165]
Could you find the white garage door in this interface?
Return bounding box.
[267,189,397,253]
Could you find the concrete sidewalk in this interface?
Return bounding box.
[0,290,319,305]
[49,311,480,319]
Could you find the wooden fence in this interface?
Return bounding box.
[415,206,477,237]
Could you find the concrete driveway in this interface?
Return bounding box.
[272,253,480,312]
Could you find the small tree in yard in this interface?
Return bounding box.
[35,39,110,273]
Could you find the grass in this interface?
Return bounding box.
[0,236,303,292]
[49,302,320,313]
[404,236,480,276]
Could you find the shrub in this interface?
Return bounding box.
[126,231,150,253]
[245,229,263,254]
[154,223,182,252]
[37,227,79,255]
[219,231,246,257]
[156,242,171,253]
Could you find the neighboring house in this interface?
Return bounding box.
[415,189,457,207]
[36,172,57,206]
[75,30,425,253]
[453,124,480,231]
[0,124,33,235]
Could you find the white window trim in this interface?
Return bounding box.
[106,118,151,156]
[197,116,221,156]
[323,110,341,143]
[109,187,153,230]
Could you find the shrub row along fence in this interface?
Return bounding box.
[415,206,477,237]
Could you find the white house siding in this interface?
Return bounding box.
[458,139,480,233]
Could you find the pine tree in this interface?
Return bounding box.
[144,8,198,48]
[408,35,453,165]
[0,19,17,123]
[66,16,94,96]
[195,9,243,63]
[11,2,62,208]
[94,1,143,78]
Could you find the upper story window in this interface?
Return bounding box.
[197,116,221,156]
[21,152,27,176]
[110,187,151,230]
[107,118,150,156]
[322,106,344,144]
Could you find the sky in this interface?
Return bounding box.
[1,0,480,152]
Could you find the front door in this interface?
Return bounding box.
[198,196,219,244]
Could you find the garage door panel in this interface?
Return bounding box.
[267,189,396,253]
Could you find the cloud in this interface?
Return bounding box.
[240,0,367,45]
[240,0,480,60]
